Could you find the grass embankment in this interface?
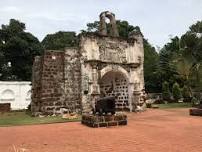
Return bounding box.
[153,102,192,109]
[0,111,80,127]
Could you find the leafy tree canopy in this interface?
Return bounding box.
[159,21,202,92]
[0,19,42,81]
[83,20,142,38]
[41,31,78,50]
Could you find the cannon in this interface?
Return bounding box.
[93,96,116,115]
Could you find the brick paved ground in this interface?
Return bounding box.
[0,108,202,152]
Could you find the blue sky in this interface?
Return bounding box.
[1,0,202,48]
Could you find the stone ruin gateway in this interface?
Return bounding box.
[31,11,145,115]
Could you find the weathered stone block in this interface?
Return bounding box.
[99,122,107,127]
[0,103,11,112]
[81,114,127,128]
[190,108,202,116]
[118,120,127,125]
[105,115,114,121]
[108,121,118,126]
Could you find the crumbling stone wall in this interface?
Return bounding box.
[39,50,65,115]
[64,48,81,113]
[80,28,144,112]
[31,11,144,115]
[31,56,42,112]
[31,49,81,115]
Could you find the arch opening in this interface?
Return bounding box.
[99,71,129,111]
[99,11,119,37]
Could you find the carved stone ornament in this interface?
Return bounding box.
[98,40,128,63]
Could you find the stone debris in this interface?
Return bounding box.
[62,113,79,120]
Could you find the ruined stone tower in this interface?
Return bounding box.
[31,11,144,115]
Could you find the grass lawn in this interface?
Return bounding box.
[153,102,193,109]
[0,111,81,127]
[0,103,193,127]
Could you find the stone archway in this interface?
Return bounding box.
[99,70,130,111]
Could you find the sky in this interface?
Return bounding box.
[1,0,202,48]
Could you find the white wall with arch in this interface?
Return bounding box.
[0,81,31,110]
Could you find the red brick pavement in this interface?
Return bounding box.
[0,108,202,152]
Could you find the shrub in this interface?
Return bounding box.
[172,82,182,102]
[162,81,171,101]
[182,85,192,102]
[146,103,152,108]
[191,97,199,107]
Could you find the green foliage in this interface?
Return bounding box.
[159,37,180,83]
[0,111,80,127]
[154,102,192,109]
[83,20,142,38]
[42,31,78,50]
[0,19,42,81]
[182,85,192,102]
[172,82,182,101]
[86,21,100,32]
[162,81,171,101]
[116,20,141,39]
[159,21,202,92]
[191,97,199,106]
[144,39,161,92]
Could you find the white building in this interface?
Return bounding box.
[0,81,31,110]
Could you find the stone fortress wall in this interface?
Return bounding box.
[31,49,81,115]
[31,11,144,115]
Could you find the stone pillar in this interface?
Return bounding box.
[99,13,107,36]
[107,13,119,37]
[99,11,119,37]
[91,65,100,94]
[132,90,141,111]
[128,83,134,112]
[31,56,42,114]
[91,64,100,105]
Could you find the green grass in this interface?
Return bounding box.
[153,102,192,109]
[0,103,193,127]
[0,111,81,127]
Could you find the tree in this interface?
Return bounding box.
[86,21,100,32]
[41,31,78,50]
[172,82,182,101]
[159,20,202,92]
[0,19,42,81]
[82,20,142,38]
[162,81,171,101]
[182,85,192,102]
[159,37,180,85]
[144,39,161,92]
[116,20,140,38]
